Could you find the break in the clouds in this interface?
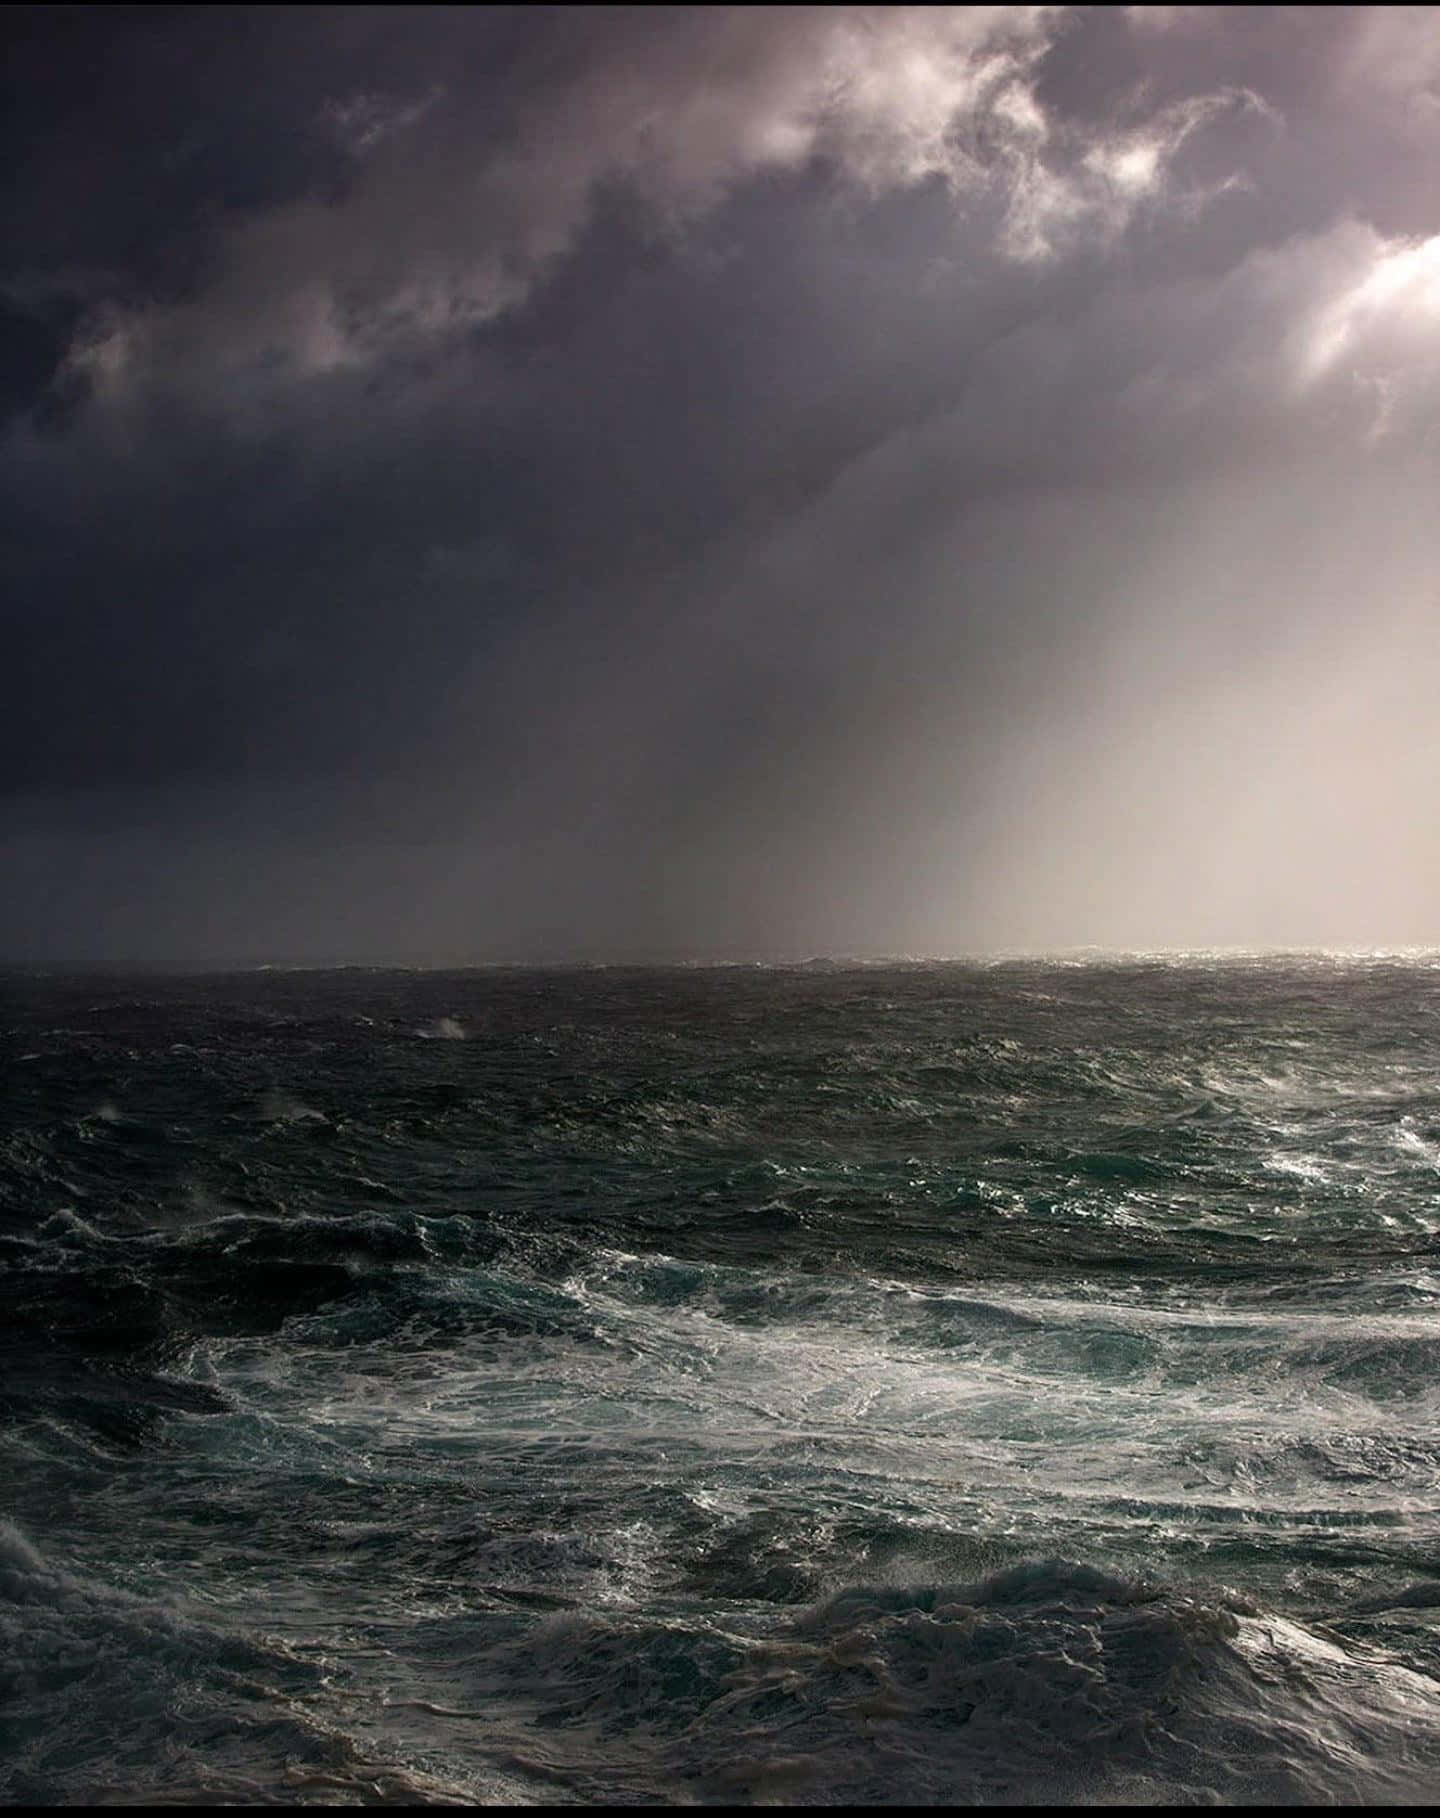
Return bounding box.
[4,5,1440,963]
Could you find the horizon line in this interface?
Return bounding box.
[7,944,1440,976]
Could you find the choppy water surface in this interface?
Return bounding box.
[6,957,1440,1804]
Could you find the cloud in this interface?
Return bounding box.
[321,86,442,157]
[1336,5,1440,125]
[46,6,1271,415]
[997,82,1268,258]
[1299,227,1440,408]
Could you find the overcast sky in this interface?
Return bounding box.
[4,5,1440,964]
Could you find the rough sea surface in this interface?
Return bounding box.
[6,957,1440,1805]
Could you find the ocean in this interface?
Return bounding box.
[5,956,1440,1805]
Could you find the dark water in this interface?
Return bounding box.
[5,957,1440,1804]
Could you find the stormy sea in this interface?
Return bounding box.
[6,957,1440,1806]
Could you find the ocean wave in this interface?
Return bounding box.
[437,1558,1440,1805]
[9,962,1440,1800]
[1,1520,343,1804]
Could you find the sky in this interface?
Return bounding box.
[4,4,1440,965]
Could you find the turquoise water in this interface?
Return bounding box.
[5,958,1440,1802]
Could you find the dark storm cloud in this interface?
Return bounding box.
[4,6,1440,961]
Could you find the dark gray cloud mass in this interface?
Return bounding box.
[4,5,1440,962]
